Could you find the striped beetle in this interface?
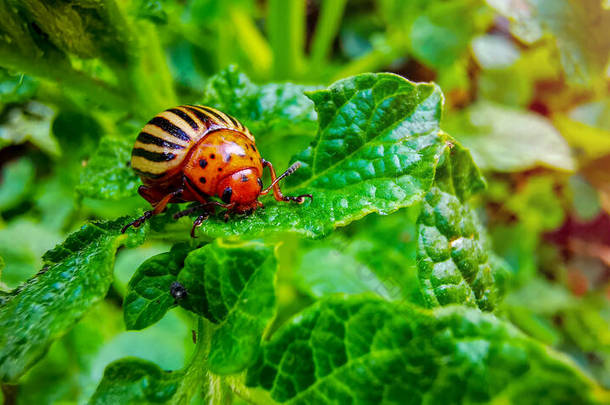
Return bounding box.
[122,105,312,236]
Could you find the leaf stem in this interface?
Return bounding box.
[268,0,306,79]
[228,7,272,79]
[330,42,405,82]
[170,317,210,405]
[309,0,348,68]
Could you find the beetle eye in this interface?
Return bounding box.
[221,187,232,203]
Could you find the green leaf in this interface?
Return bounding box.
[4,0,130,65]
[246,294,606,404]
[506,176,565,232]
[0,219,62,289]
[417,143,506,311]
[123,244,191,330]
[0,69,38,103]
[89,358,183,405]
[0,102,59,156]
[0,219,132,382]
[77,137,141,200]
[487,0,610,86]
[294,246,394,299]
[52,110,104,162]
[0,157,35,212]
[185,72,449,238]
[380,0,492,68]
[201,66,319,138]
[177,240,278,375]
[446,101,576,172]
[409,0,492,68]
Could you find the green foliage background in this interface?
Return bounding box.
[0,0,609,403]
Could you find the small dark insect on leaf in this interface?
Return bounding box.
[170,281,187,301]
[191,329,197,344]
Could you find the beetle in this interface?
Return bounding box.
[121,105,312,236]
[170,281,187,301]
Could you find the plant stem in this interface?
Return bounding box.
[268,0,306,80]
[170,317,210,405]
[330,41,405,82]
[127,21,178,118]
[229,7,272,80]
[309,0,348,67]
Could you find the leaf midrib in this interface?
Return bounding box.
[287,87,438,193]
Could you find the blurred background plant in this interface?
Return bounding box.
[0,0,609,402]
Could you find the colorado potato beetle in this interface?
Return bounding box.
[121,105,312,236]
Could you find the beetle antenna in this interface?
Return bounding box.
[267,161,301,189]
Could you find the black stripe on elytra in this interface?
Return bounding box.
[148,116,191,142]
[133,168,165,179]
[132,148,176,162]
[184,175,209,199]
[168,108,199,130]
[137,132,185,150]
[198,106,230,125]
[185,106,212,126]
[226,114,241,129]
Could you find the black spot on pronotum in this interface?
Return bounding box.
[170,281,187,300]
[257,178,263,188]
[241,174,249,182]
[222,187,232,203]
[224,154,232,162]
[210,153,215,159]
[199,159,207,168]
[218,167,222,172]
[199,177,206,184]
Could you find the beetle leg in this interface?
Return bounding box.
[173,203,209,220]
[121,188,183,233]
[190,214,209,238]
[259,160,313,204]
[177,201,235,237]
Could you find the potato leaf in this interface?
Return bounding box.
[77,137,141,201]
[89,358,184,404]
[487,0,610,86]
[177,240,277,375]
[0,218,143,382]
[246,294,606,404]
[446,101,575,172]
[202,65,319,138]
[123,243,191,331]
[417,143,507,311]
